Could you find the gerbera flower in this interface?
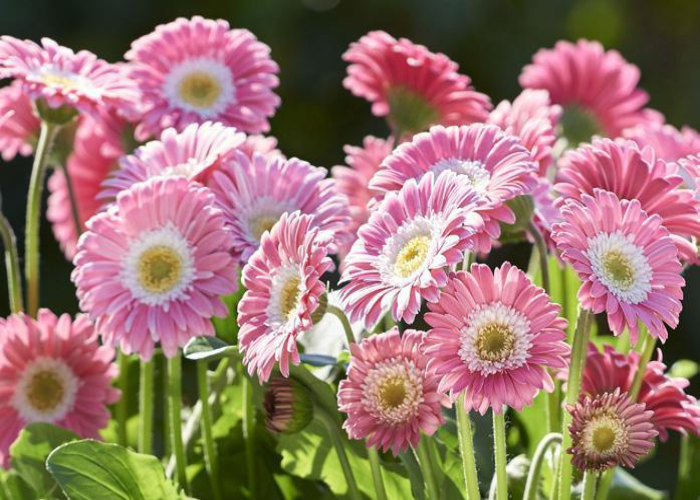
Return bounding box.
[340,171,484,327]
[552,189,684,343]
[99,121,245,203]
[238,133,284,161]
[0,80,40,161]
[556,139,700,263]
[579,343,700,441]
[47,113,124,259]
[72,176,237,359]
[531,178,561,248]
[371,124,538,253]
[343,31,491,136]
[678,154,700,194]
[208,151,351,263]
[567,389,657,471]
[487,89,562,177]
[126,16,280,140]
[337,328,444,455]
[263,376,314,435]
[237,211,333,383]
[0,36,136,118]
[519,39,662,144]
[0,309,120,468]
[424,263,569,414]
[624,122,700,162]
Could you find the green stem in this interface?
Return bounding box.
[546,379,561,434]
[493,411,508,500]
[629,331,655,400]
[368,446,388,500]
[58,163,83,238]
[317,409,362,500]
[529,220,550,295]
[116,351,129,447]
[138,358,154,454]
[581,471,597,500]
[25,121,59,317]
[676,435,693,500]
[328,304,356,346]
[595,470,613,500]
[198,361,222,500]
[167,353,189,491]
[242,376,257,500]
[462,251,475,271]
[0,213,23,313]
[523,432,562,500]
[558,308,592,500]
[414,437,440,500]
[456,393,481,500]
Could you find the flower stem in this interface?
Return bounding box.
[317,409,362,500]
[581,471,597,500]
[462,251,475,271]
[456,393,481,500]
[138,358,154,454]
[328,304,356,346]
[493,411,509,500]
[523,432,562,500]
[0,212,23,313]
[629,330,655,400]
[167,353,189,491]
[198,361,222,500]
[25,121,59,317]
[116,351,129,447]
[529,220,550,295]
[414,437,440,500]
[368,446,388,500]
[242,375,258,500]
[558,308,592,500]
[58,163,83,238]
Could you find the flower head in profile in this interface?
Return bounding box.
[263,376,314,435]
[126,16,280,139]
[72,176,237,360]
[0,80,40,161]
[552,189,684,343]
[208,151,351,263]
[678,154,700,195]
[343,31,491,136]
[338,328,444,455]
[424,263,569,414]
[0,310,120,468]
[520,39,661,144]
[340,171,484,327]
[624,122,700,162]
[238,211,333,383]
[567,389,657,471]
[371,124,538,253]
[0,36,137,118]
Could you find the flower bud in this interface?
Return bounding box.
[263,376,314,435]
[499,195,535,243]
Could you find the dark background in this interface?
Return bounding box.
[1,0,699,494]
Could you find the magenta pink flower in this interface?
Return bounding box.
[487,89,562,177]
[579,343,700,441]
[624,122,700,162]
[520,39,662,142]
[0,36,137,118]
[0,81,40,161]
[556,138,700,263]
[99,121,245,203]
[552,189,684,343]
[0,309,120,468]
[340,171,484,327]
[126,16,280,140]
[47,113,124,259]
[237,211,333,383]
[371,124,538,253]
[343,31,491,135]
[72,176,237,360]
[424,263,569,414]
[338,328,444,455]
[531,178,561,249]
[208,151,351,263]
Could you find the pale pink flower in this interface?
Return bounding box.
[678,154,700,194]
[237,212,333,383]
[0,309,120,468]
[531,178,561,249]
[623,122,700,162]
[424,263,569,414]
[0,81,40,161]
[72,176,237,359]
[126,16,280,140]
[238,134,284,161]
[338,328,444,455]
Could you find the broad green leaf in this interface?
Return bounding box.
[298,353,338,367]
[0,468,35,500]
[670,359,699,380]
[46,440,188,500]
[676,435,700,500]
[212,284,245,344]
[608,468,668,500]
[183,336,238,362]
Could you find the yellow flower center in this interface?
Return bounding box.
[40,72,81,90]
[250,215,279,242]
[137,245,183,294]
[592,425,617,453]
[178,72,222,109]
[280,277,301,319]
[394,235,430,278]
[379,378,407,409]
[582,412,628,458]
[476,323,515,362]
[603,251,634,290]
[26,370,65,413]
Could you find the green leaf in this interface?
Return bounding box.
[212,284,245,344]
[669,359,699,380]
[676,435,700,500]
[9,423,79,499]
[46,440,189,500]
[608,468,668,500]
[0,468,36,500]
[182,336,238,362]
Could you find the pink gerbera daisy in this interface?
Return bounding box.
[0,309,120,468]
[424,263,569,414]
[487,89,562,177]
[237,211,333,383]
[126,16,280,140]
[519,39,662,144]
[340,171,484,328]
[343,31,491,136]
[208,151,351,263]
[338,328,444,455]
[678,154,700,194]
[0,80,40,161]
[580,343,700,441]
[556,138,700,263]
[47,113,124,259]
[371,124,538,253]
[552,189,684,343]
[624,122,700,162]
[0,36,136,118]
[72,176,237,359]
[99,121,245,203]
[238,134,284,161]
